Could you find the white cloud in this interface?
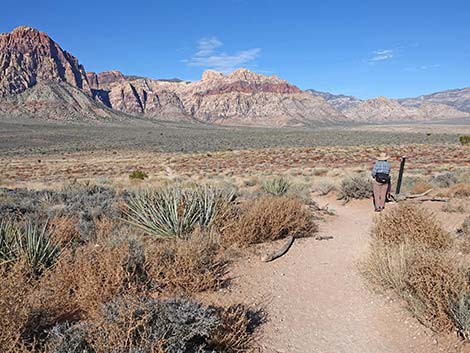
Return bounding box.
[195,37,222,57]
[184,37,261,73]
[369,49,394,62]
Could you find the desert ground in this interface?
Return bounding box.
[1,119,470,353]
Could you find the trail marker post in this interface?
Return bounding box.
[395,156,406,195]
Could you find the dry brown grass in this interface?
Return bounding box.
[363,240,415,293]
[405,252,466,332]
[222,196,317,246]
[364,202,470,334]
[372,203,452,250]
[48,215,79,245]
[411,182,433,194]
[448,183,470,198]
[0,261,32,352]
[35,241,137,321]
[145,233,227,295]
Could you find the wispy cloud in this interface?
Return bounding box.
[184,36,261,73]
[368,49,394,62]
[404,64,441,71]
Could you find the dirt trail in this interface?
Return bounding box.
[212,196,457,353]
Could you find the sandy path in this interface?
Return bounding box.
[211,196,457,353]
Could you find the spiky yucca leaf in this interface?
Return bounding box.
[0,218,60,273]
[262,177,291,196]
[0,219,20,265]
[124,185,235,239]
[18,220,61,273]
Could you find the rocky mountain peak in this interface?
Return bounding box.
[201,70,224,81]
[0,26,90,96]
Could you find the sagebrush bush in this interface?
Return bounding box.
[124,184,235,239]
[88,296,220,353]
[222,196,317,246]
[0,184,123,243]
[313,181,336,196]
[430,172,458,188]
[261,177,290,196]
[451,293,470,340]
[337,174,372,201]
[372,203,452,250]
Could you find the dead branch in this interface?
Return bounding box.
[261,235,295,262]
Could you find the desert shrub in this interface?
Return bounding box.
[222,196,317,246]
[405,253,465,331]
[451,293,470,340]
[0,261,33,352]
[430,172,458,188]
[441,199,466,213]
[458,217,470,254]
[459,135,470,146]
[449,183,470,198]
[261,177,290,196]
[35,240,143,321]
[337,174,372,201]
[207,304,265,353]
[372,203,452,250]
[411,182,433,194]
[44,322,93,353]
[145,233,226,294]
[400,176,423,193]
[0,185,124,243]
[88,296,219,353]
[459,217,470,237]
[124,185,235,239]
[129,169,148,181]
[363,240,415,293]
[313,181,336,196]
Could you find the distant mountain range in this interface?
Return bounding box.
[0,26,468,126]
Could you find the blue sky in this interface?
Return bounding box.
[2,0,469,99]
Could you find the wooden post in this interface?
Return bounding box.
[395,156,406,194]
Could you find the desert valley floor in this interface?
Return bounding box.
[1,119,470,353]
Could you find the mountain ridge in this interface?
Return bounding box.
[0,26,468,126]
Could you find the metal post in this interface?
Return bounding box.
[395,156,406,194]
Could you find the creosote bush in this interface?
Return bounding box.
[337,174,372,201]
[222,196,317,246]
[128,169,148,180]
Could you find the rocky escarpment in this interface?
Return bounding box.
[306,89,361,111]
[343,96,468,122]
[92,68,346,126]
[0,26,90,97]
[399,87,470,113]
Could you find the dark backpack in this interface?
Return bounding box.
[375,172,390,184]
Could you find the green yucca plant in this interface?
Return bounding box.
[0,219,20,265]
[262,177,291,196]
[0,218,60,274]
[124,185,235,239]
[19,221,61,274]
